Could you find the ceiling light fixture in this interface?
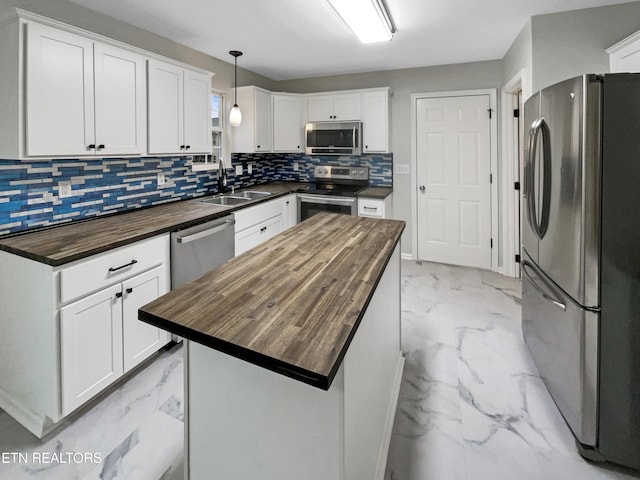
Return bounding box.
[327,0,396,44]
[229,50,243,127]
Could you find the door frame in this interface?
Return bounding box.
[410,88,498,271]
[500,69,529,277]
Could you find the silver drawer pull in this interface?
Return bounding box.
[108,259,138,273]
[363,206,377,211]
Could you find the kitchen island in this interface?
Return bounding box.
[139,213,405,480]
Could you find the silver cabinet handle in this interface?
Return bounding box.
[176,219,235,244]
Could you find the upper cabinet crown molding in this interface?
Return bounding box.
[607,29,640,73]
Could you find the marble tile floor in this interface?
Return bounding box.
[384,260,640,480]
[1,260,639,480]
[0,343,184,480]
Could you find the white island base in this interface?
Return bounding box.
[185,245,403,480]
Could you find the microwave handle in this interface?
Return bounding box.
[353,126,358,148]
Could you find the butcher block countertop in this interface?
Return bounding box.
[139,213,405,390]
[0,182,307,266]
[357,186,393,199]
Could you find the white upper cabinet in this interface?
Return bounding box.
[273,94,304,152]
[148,59,212,155]
[362,89,389,153]
[231,86,273,153]
[607,30,640,72]
[25,22,146,157]
[93,44,147,156]
[307,92,361,121]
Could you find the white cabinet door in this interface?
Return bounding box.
[184,69,212,154]
[60,284,124,415]
[122,265,170,372]
[148,59,184,154]
[282,194,298,229]
[307,94,334,121]
[26,22,95,156]
[273,95,303,152]
[94,44,146,156]
[362,90,389,153]
[235,215,283,256]
[255,89,273,152]
[333,93,361,121]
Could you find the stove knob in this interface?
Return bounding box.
[359,170,365,175]
[351,169,357,175]
[324,169,329,174]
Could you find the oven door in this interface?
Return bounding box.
[297,194,357,222]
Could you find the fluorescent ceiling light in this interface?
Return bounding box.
[328,0,396,44]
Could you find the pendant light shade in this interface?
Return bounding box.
[229,50,243,127]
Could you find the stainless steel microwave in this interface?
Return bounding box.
[305,121,362,155]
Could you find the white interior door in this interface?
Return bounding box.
[416,95,492,269]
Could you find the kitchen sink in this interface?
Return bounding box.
[199,196,251,206]
[234,191,271,199]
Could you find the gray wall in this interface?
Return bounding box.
[531,2,640,91]
[0,0,279,95]
[278,61,504,255]
[503,19,532,97]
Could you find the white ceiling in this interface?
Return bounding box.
[68,0,637,81]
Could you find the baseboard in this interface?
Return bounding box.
[401,253,414,261]
[0,387,48,438]
[374,353,405,480]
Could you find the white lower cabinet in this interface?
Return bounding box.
[358,195,393,219]
[235,215,283,256]
[234,195,298,256]
[60,284,124,415]
[60,263,169,416]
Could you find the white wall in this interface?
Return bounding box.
[503,19,532,99]
[278,61,504,257]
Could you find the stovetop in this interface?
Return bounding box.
[300,165,370,197]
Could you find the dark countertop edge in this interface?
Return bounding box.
[139,220,405,391]
[0,182,306,267]
[357,187,393,199]
[139,310,330,390]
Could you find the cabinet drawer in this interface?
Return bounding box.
[358,198,385,218]
[235,215,282,256]
[235,199,283,232]
[59,235,169,305]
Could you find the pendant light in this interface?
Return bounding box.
[229,50,243,127]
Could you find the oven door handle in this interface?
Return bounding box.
[297,194,356,207]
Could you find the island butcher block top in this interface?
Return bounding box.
[0,182,306,266]
[139,213,405,390]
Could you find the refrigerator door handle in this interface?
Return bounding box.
[522,261,566,311]
[527,118,552,239]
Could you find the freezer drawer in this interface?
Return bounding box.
[521,254,598,446]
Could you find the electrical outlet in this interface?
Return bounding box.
[293,162,299,171]
[395,164,410,175]
[248,163,253,174]
[235,165,243,175]
[58,181,72,198]
[157,172,166,185]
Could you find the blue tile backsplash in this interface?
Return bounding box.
[0,153,392,235]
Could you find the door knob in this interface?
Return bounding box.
[419,185,426,193]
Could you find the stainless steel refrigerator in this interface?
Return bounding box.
[523,73,640,471]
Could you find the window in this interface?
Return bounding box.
[192,90,226,171]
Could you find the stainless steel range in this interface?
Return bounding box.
[297,166,369,222]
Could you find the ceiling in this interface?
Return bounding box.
[68,0,637,81]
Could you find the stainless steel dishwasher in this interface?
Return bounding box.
[170,214,235,289]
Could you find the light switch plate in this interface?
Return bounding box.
[395,164,410,175]
[235,165,243,175]
[248,163,253,174]
[157,172,166,185]
[293,162,299,171]
[58,181,72,198]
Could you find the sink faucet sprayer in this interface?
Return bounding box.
[218,159,227,193]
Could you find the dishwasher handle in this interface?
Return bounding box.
[175,218,235,244]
